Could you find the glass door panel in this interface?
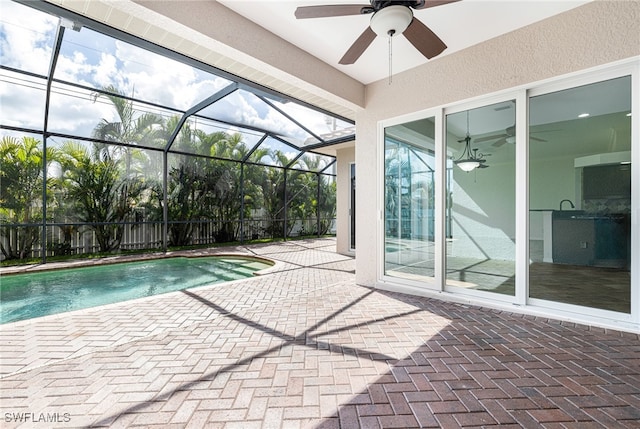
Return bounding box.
[529,76,632,313]
[445,101,516,296]
[384,117,436,282]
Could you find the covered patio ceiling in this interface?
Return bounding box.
[29,0,592,153]
[220,0,590,85]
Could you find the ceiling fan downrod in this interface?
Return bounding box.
[388,29,395,84]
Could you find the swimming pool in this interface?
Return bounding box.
[0,256,272,324]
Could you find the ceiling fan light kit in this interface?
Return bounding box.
[454,138,487,172]
[370,5,413,37]
[456,159,481,172]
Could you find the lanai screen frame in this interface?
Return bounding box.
[0,0,354,263]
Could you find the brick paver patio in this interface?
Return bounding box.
[1,238,639,428]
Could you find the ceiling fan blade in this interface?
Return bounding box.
[404,17,447,59]
[414,0,462,10]
[295,4,370,19]
[492,138,507,147]
[530,135,547,142]
[339,26,376,65]
[474,133,507,144]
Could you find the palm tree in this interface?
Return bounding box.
[316,175,337,235]
[88,85,166,249]
[201,131,248,242]
[296,154,338,236]
[57,141,144,253]
[0,135,56,259]
[91,84,164,177]
[161,129,251,245]
[163,115,195,154]
[240,145,269,213]
[260,150,290,238]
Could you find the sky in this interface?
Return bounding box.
[0,0,351,162]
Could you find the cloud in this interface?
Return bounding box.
[47,83,114,136]
[102,40,232,110]
[209,91,309,142]
[0,71,47,129]
[0,1,342,150]
[0,2,57,75]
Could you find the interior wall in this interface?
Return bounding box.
[336,146,355,255]
[449,161,516,260]
[529,156,577,243]
[355,1,640,286]
[530,156,579,211]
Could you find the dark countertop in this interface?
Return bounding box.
[530,210,630,221]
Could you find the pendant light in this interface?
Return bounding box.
[454,110,487,172]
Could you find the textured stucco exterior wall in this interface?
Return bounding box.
[336,146,355,256]
[355,0,640,286]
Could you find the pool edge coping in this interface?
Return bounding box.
[0,249,277,276]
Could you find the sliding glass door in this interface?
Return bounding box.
[528,76,632,313]
[444,101,517,297]
[384,117,436,283]
[379,63,636,329]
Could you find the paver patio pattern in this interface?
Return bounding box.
[1,238,639,428]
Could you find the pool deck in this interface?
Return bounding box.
[1,238,639,428]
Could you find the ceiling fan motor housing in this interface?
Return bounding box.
[370,5,413,37]
[369,0,425,9]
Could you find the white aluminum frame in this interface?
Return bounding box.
[375,57,640,333]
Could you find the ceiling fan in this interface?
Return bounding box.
[294,1,461,65]
[474,125,549,147]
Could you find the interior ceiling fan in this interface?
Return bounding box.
[294,0,461,65]
[474,125,549,147]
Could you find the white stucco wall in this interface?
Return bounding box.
[355,1,640,286]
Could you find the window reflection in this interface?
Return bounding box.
[384,118,436,282]
[529,76,632,313]
[445,102,516,296]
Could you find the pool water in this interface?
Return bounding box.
[0,256,271,324]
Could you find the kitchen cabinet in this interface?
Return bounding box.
[594,216,630,266]
[552,216,594,266]
[552,212,629,268]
